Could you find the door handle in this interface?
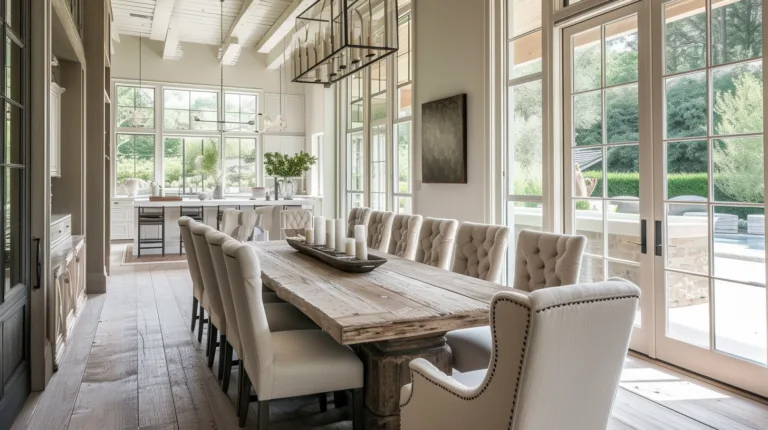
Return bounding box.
[655,220,663,256]
[628,219,647,254]
[33,237,41,289]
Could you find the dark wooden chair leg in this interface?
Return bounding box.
[236,366,244,418]
[207,325,218,368]
[222,343,233,393]
[318,393,328,412]
[218,335,227,381]
[239,370,251,427]
[190,297,198,332]
[257,400,270,430]
[351,388,363,430]
[197,306,205,343]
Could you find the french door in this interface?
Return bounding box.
[0,0,31,426]
[564,0,768,396]
[563,1,655,354]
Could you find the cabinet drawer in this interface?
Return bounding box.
[51,219,71,247]
[111,208,132,222]
[112,199,135,207]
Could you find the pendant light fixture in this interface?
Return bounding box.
[194,0,256,131]
[291,0,399,86]
[257,37,289,132]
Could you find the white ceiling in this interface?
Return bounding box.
[112,0,302,62]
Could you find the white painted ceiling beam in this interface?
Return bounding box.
[266,31,294,70]
[220,38,241,65]
[163,18,183,60]
[254,0,305,53]
[150,0,176,41]
[218,0,262,64]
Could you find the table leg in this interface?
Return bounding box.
[359,334,451,430]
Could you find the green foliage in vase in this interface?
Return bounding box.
[264,151,318,178]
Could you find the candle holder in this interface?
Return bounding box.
[292,0,399,86]
[287,239,387,273]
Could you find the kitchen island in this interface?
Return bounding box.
[129,198,310,256]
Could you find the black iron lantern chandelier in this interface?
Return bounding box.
[291,0,399,86]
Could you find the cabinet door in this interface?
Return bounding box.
[111,222,130,240]
[264,93,282,123]
[50,86,61,177]
[284,94,305,133]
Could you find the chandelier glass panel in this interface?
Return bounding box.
[292,0,399,85]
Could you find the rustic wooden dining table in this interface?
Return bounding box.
[249,240,508,430]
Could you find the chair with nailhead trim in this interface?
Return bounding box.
[446,230,588,373]
[400,279,639,430]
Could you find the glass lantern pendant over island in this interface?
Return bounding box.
[292,0,399,86]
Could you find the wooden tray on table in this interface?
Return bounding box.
[286,239,387,273]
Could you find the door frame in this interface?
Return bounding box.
[561,0,656,355]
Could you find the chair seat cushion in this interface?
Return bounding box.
[446,326,492,373]
[451,369,487,388]
[265,303,319,332]
[270,330,364,399]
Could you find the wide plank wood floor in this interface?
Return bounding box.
[11,244,768,430]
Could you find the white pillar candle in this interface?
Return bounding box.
[307,43,316,68]
[305,228,314,245]
[345,238,356,257]
[326,219,335,250]
[355,239,368,261]
[314,216,325,246]
[335,218,345,252]
[354,224,366,242]
[262,231,270,242]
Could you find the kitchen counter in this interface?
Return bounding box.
[132,198,309,208]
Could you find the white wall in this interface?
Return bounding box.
[414,0,491,223]
[113,35,304,95]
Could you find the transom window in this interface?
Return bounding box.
[116,86,154,128]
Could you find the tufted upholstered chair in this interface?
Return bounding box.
[387,214,423,260]
[401,280,640,430]
[447,230,588,372]
[414,217,459,270]
[280,209,313,239]
[222,207,278,241]
[205,230,318,395]
[347,207,373,237]
[222,241,365,428]
[451,222,511,283]
[367,211,396,252]
[178,217,208,343]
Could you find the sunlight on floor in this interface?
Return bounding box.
[620,365,729,402]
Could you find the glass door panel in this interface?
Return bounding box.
[564,2,653,353]
[654,0,768,396]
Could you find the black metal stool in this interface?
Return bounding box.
[137,207,166,257]
[180,206,204,254]
[216,205,240,230]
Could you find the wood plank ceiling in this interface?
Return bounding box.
[112,0,295,60]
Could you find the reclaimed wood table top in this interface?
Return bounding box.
[249,240,508,345]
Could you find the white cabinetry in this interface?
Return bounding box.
[111,198,135,240]
[263,135,306,156]
[50,82,65,177]
[263,93,304,134]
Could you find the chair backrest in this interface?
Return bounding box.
[220,208,241,236]
[222,207,275,242]
[452,222,511,283]
[222,241,275,398]
[475,280,639,429]
[388,214,423,260]
[205,229,241,353]
[280,209,313,239]
[190,222,226,329]
[346,207,372,237]
[178,217,204,299]
[367,211,395,251]
[514,230,587,292]
[414,217,458,270]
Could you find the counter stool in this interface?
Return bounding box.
[217,205,240,230]
[180,206,204,254]
[137,207,166,257]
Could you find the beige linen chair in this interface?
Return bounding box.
[280,209,313,239]
[367,211,396,252]
[387,214,423,260]
[451,222,511,283]
[178,217,208,344]
[447,230,588,372]
[222,207,276,241]
[205,231,318,395]
[346,207,372,237]
[223,241,364,429]
[400,280,640,430]
[414,217,459,270]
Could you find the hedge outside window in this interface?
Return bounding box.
[164,89,218,131]
[224,137,259,194]
[163,136,219,194]
[115,134,154,195]
[116,86,154,128]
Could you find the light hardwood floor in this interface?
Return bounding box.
[11,245,768,430]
